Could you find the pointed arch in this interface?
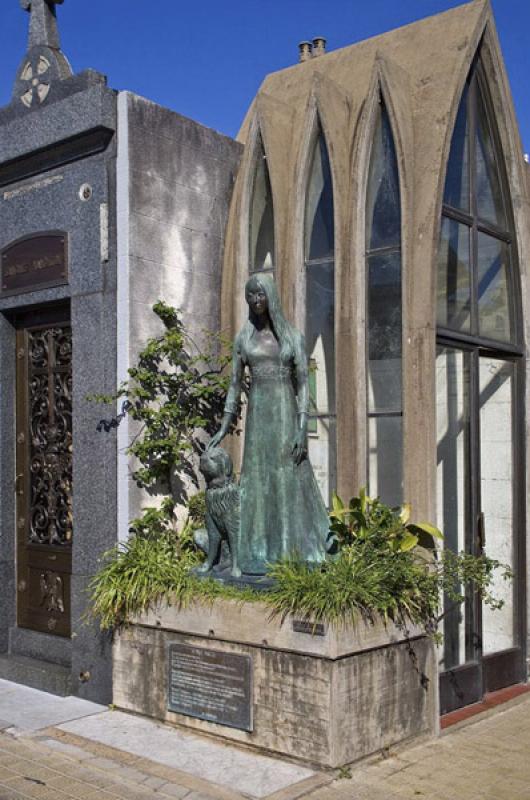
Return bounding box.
[302,118,337,504]
[347,55,412,502]
[246,117,275,277]
[435,37,527,709]
[289,76,348,329]
[364,94,403,506]
[437,51,522,346]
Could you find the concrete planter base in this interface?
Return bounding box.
[113,599,437,768]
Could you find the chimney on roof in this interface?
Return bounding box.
[299,41,313,62]
[312,36,327,57]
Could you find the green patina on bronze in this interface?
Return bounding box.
[208,274,330,577]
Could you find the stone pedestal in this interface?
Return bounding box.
[113,599,438,768]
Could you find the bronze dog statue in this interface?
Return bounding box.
[194,446,241,578]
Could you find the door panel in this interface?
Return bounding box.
[479,357,515,654]
[16,316,72,637]
[437,345,524,715]
[439,662,482,716]
[436,348,475,670]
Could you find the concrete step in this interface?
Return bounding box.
[0,654,72,697]
[8,627,71,668]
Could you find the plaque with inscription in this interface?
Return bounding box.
[2,232,68,295]
[168,643,253,732]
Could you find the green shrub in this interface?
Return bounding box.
[265,491,511,636]
[92,302,233,504]
[89,489,510,638]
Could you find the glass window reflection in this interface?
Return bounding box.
[249,136,275,273]
[437,218,471,332]
[305,131,336,503]
[365,100,403,504]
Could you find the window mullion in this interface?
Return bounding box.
[469,75,479,338]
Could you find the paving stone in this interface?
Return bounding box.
[36,739,95,761]
[186,793,221,800]
[0,789,27,800]
[157,783,191,798]
[105,784,162,800]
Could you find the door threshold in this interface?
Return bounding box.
[441,683,530,730]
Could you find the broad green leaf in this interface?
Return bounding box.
[399,533,419,552]
[409,522,444,540]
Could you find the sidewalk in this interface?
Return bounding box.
[0,678,528,800]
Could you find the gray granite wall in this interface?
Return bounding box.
[0,80,241,704]
[122,93,242,525]
[0,81,118,703]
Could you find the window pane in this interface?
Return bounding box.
[305,135,334,261]
[308,415,337,509]
[479,358,515,654]
[366,104,401,251]
[437,217,471,332]
[368,415,402,506]
[306,261,335,503]
[249,140,275,272]
[367,250,401,412]
[436,348,473,669]
[477,233,512,342]
[443,84,470,212]
[476,84,506,228]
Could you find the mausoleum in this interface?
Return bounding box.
[0,0,528,757]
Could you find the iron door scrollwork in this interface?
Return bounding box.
[28,325,73,548]
[16,315,72,638]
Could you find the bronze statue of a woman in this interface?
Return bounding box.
[209,274,330,576]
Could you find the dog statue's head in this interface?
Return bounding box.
[200,446,233,487]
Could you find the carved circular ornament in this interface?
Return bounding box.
[79,184,93,202]
[19,55,51,107]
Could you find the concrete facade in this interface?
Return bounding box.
[118,93,242,533]
[222,0,530,522]
[221,0,529,702]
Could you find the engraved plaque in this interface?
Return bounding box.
[2,233,68,295]
[292,619,326,636]
[168,643,252,732]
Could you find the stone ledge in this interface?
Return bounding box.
[133,597,424,660]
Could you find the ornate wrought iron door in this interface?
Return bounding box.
[16,315,72,637]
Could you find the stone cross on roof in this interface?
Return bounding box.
[20,0,65,51]
[12,0,72,108]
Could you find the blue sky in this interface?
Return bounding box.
[0,0,528,151]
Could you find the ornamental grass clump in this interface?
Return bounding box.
[89,498,259,630]
[88,500,199,630]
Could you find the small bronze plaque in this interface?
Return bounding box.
[168,643,252,732]
[2,232,68,295]
[293,619,326,636]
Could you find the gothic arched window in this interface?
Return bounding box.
[436,63,524,713]
[249,135,275,274]
[365,99,402,505]
[305,130,336,503]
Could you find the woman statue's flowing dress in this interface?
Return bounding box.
[224,326,329,575]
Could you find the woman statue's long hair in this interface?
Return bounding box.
[243,274,297,363]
